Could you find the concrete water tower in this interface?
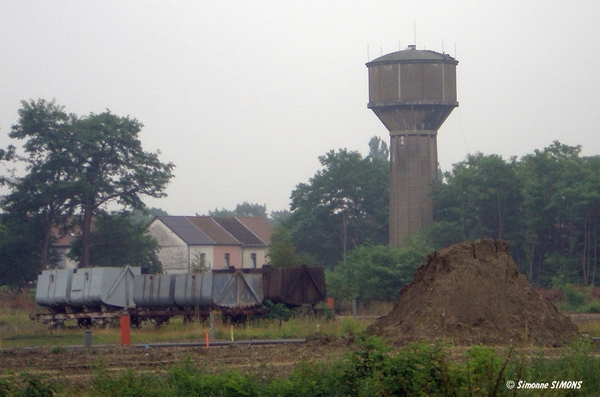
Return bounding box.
[366,45,458,247]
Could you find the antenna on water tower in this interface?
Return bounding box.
[413,21,417,47]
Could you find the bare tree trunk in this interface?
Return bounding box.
[42,220,52,270]
[342,211,347,262]
[497,193,503,240]
[81,202,94,268]
[582,216,589,286]
[592,217,598,286]
[528,240,535,281]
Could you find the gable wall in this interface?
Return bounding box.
[148,221,193,273]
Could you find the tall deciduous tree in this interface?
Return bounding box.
[519,142,600,286]
[6,99,175,268]
[288,140,389,268]
[3,100,77,269]
[208,202,267,218]
[431,141,600,287]
[433,153,523,242]
[68,211,162,273]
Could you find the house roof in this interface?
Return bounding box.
[212,217,265,247]
[187,217,240,245]
[236,216,273,245]
[153,216,271,247]
[155,216,215,245]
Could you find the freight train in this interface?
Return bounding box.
[31,265,326,327]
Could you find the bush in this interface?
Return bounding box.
[326,236,431,306]
[581,300,600,313]
[16,336,600,396]
[0,373,62,396]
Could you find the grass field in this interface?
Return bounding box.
[3,290,600,349]
[0,291,390,349]
[3,291,600,396]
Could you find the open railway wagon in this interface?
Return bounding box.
[133,268,266,325]
[31,265,327,327]
[34,266,140,327]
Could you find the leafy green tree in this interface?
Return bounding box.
[433,152,523,242]
[289,141,389,268]
[129,207,169,228]
[519,142,600,286]
[6,99,175,268]
[431,141,600,287]
[367,135,389,161]
[1,100,76,269]
[0,215,59,286]
[326,236,431,305]
[266,225,309,268]
[208,202,267,217]
[268,209,291,226]
[69,211,162,273]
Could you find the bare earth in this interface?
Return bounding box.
[369,239,580,347]
[0,336,352,386]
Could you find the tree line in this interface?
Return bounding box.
[272,139,600,304]
[432,142,600,288]
[1,99,599,298]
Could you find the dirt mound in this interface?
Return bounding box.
[368,239,580,347]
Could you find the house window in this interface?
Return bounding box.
[200,253,206,267]
[251,253,257,268]
[224,253,230,268]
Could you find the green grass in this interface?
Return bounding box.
[0,311,376,349]
[3,336,600,396]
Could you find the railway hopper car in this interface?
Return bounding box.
[33,266,140,326]
[32,265,326,327]
[262,265,327,307]
[132,269,265,324]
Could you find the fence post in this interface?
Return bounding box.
[327,297,334,310]
[84,330,92,348]
[120,315,131,346]
[209,311,215,340]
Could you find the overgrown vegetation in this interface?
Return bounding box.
[540,276,600,313]
[2,336,600,396]
[325,237,430,305]
[279,139,600,293]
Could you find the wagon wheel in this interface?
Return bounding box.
[152,316,170,328]
[77,318,92,328]
[130,316,142,328]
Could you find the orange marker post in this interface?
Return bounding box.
[120,315,131,346]
[327,297,334,310]
[206,332,209,348]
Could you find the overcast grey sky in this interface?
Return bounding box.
[1,1,599,216]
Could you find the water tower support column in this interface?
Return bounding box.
[390,131,438,246]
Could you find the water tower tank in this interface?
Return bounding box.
[367,46,458,247]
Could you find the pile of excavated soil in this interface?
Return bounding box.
[368,239,580,347]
